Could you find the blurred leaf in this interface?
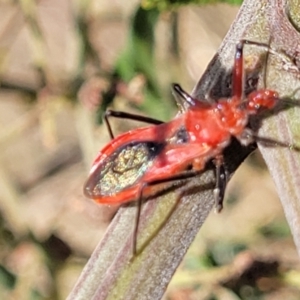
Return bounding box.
[258,220,291,239]
[116,7,159,82]
[210,242,247,266]
[0,265,16,289]
[184,251,216,270]
[284,270,300,287]
[114,6,174,120]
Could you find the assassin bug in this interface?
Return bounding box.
[84,39,297,255]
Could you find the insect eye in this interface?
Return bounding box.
[168,127,189,144]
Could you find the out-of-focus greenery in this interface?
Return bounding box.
[112,7,175,120]
[116,8,160,82]
[142,0,243,10]
[1,0,300,299]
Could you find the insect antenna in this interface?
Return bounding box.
[242,39,300,109]
[279,96,300,108]
[262,36,272,89]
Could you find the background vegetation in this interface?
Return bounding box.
[0,0,299,299]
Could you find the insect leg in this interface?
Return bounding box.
[104,110,164,139]
[213,155,228,213]
[252,133,300,152]
[233,39,275,102]
[132,169,215,256]
[132,186,145,257]
[232,41,245,101]
[237,127,300,152]
[242,38,272,91]
[133,187,190,257]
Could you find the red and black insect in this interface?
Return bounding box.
[84,40,297,254]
